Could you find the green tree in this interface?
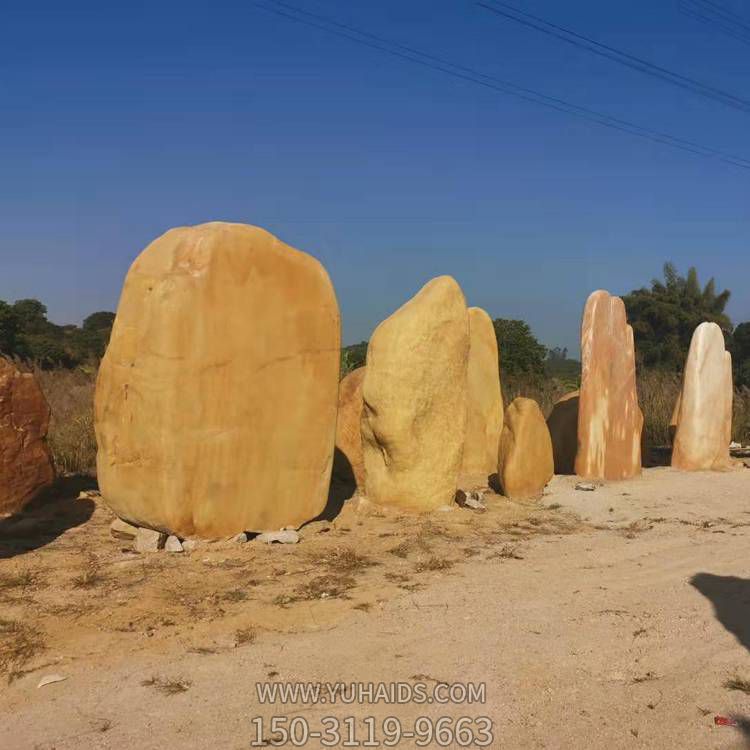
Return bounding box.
[732,321,750,388]
[340,341,368,378]
[0,301,20,355]
[491,318,547,378]
[623,262,732,370]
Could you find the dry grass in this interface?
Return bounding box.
[413,556,454,573]
[638,369,750,447]
[0,618,45,682]
[313,545,377,573]
[235,627,257,646]
[503,375,573,419]
[32,363,749,486]
[34,366,96,475]
[71,556,105,589]
[0,568,44,593]
[141,676,192,695]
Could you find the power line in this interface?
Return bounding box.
[690,0,750,33]
[680,1,750,46]
[253,0,750,170]
[477,0,750,113]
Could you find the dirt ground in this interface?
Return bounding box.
[1,467,749,749]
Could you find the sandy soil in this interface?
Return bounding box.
[1,467,749,749]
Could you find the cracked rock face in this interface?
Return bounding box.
[461,307,503,478]
[361,276,469,512]
[0,358,55,516]
[672,322,734,471]
[575,290,643,481]
[94,222,340,538]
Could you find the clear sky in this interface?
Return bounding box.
[1,0,748,353]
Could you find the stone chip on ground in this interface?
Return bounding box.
[134,528,166,552]
[255,529,300,544]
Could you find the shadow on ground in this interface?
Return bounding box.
[313,448,355,523]
[691,573,750,654]
[0,476,96,560]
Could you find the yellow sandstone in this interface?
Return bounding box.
[361,276,469,512]
[95,222,340,538]
[461,307,503,478]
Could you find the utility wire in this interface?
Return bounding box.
[477,0,750,113]
[253,0,750,170]
[680,0,750,45]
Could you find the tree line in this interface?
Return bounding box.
[0,298,114,368]
[2,263,749,386]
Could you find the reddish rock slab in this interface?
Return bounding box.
[575,290,643,481]
[0,358,55,515]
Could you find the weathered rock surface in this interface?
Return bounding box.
[575,290,643,481]
[546,390,579,475]
[0,358,55,516]
[461,307,503,477]
[95,222,340,538]
[498,397,554,499]
[672,322,734,471]
[361,276,469,512]
[334,367,366,488]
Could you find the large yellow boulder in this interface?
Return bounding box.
[498,397,554,499]
[0,358,55,516]
[461,307,503,478]
[672,322,734,471]
[95,222,340,538]
[361,276,469,512]
[575,290,642,480]
[334,366,366,489]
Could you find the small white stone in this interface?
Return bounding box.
[256,529,300,544]
[164,535,183,553]
[231,532,249,544]
[134,527,166,552]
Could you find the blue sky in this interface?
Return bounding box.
[1,0,748,353]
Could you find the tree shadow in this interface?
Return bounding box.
[690,573,750,654]
[314,448,356,523]
[0,476,96,560]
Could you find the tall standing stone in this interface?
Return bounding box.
[575,290,642,480]
[672,322,734,470]
[361,276,469,512]
[95,222,340,538]
[461,307,503,478]
[0,358,55,516]
[334,366,366,489]
[498,397,554,499]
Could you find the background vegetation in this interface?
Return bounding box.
[3,261,749,477]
